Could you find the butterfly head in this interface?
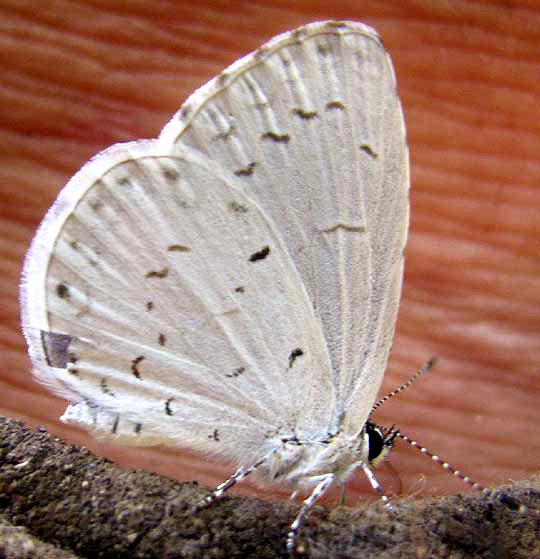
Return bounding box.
[363,422,399,467]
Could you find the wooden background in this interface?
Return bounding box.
[1,0,539,505]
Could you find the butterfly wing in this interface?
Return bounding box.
[20,145,336,460]
[160,20,410,433]
[21,21,408,459]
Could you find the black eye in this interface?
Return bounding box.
[366,422,384,462]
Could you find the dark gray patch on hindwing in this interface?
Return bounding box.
[41,331,72,367]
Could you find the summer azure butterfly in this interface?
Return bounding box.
[21,20,472,552]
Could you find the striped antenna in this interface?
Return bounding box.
[369,357,438,417]
[371,358,527,513]
[397,432,487,493]
[398,432,529,514]
[399,434,528,513]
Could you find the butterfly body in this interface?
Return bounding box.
[262,434,364,487]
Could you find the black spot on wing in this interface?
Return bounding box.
[145,268,169,279]
[226,366,245,378]
[100,378,114,396]
[89,198,104,212]
[234,162,257,177]
[288,348,304,368]
[56,283,70,299]
[162,167,179,182]
[360,144,378,158]
[146,301,154,311]
[229,201,248,214]
[116,176,131,186]
[214,125,235,141]
[326,101,346,111]
[292,108,318,120]
[317,43,329,57]
[234,286,245,293]
[261,132,290,143]
[167,244,191,252]
[208,429,220,441]
[131,356,145,380]
[158,333,166,346]
[249,245,270,262]
[134,423,142,434]
[165,398,174,416]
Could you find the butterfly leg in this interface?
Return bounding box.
[196,449,277,510]
[355,460,396,512]
[287,473,335,553]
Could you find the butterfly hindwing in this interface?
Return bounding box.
[22,149,336,458]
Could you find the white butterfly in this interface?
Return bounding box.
[20,20,410,551]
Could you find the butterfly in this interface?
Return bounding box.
[21,20,412,552]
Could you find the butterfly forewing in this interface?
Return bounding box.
[162,21,409,431]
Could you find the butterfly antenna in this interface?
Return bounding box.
[397,431,488,494]
[369,357,437,417]
[398,433,528,514]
